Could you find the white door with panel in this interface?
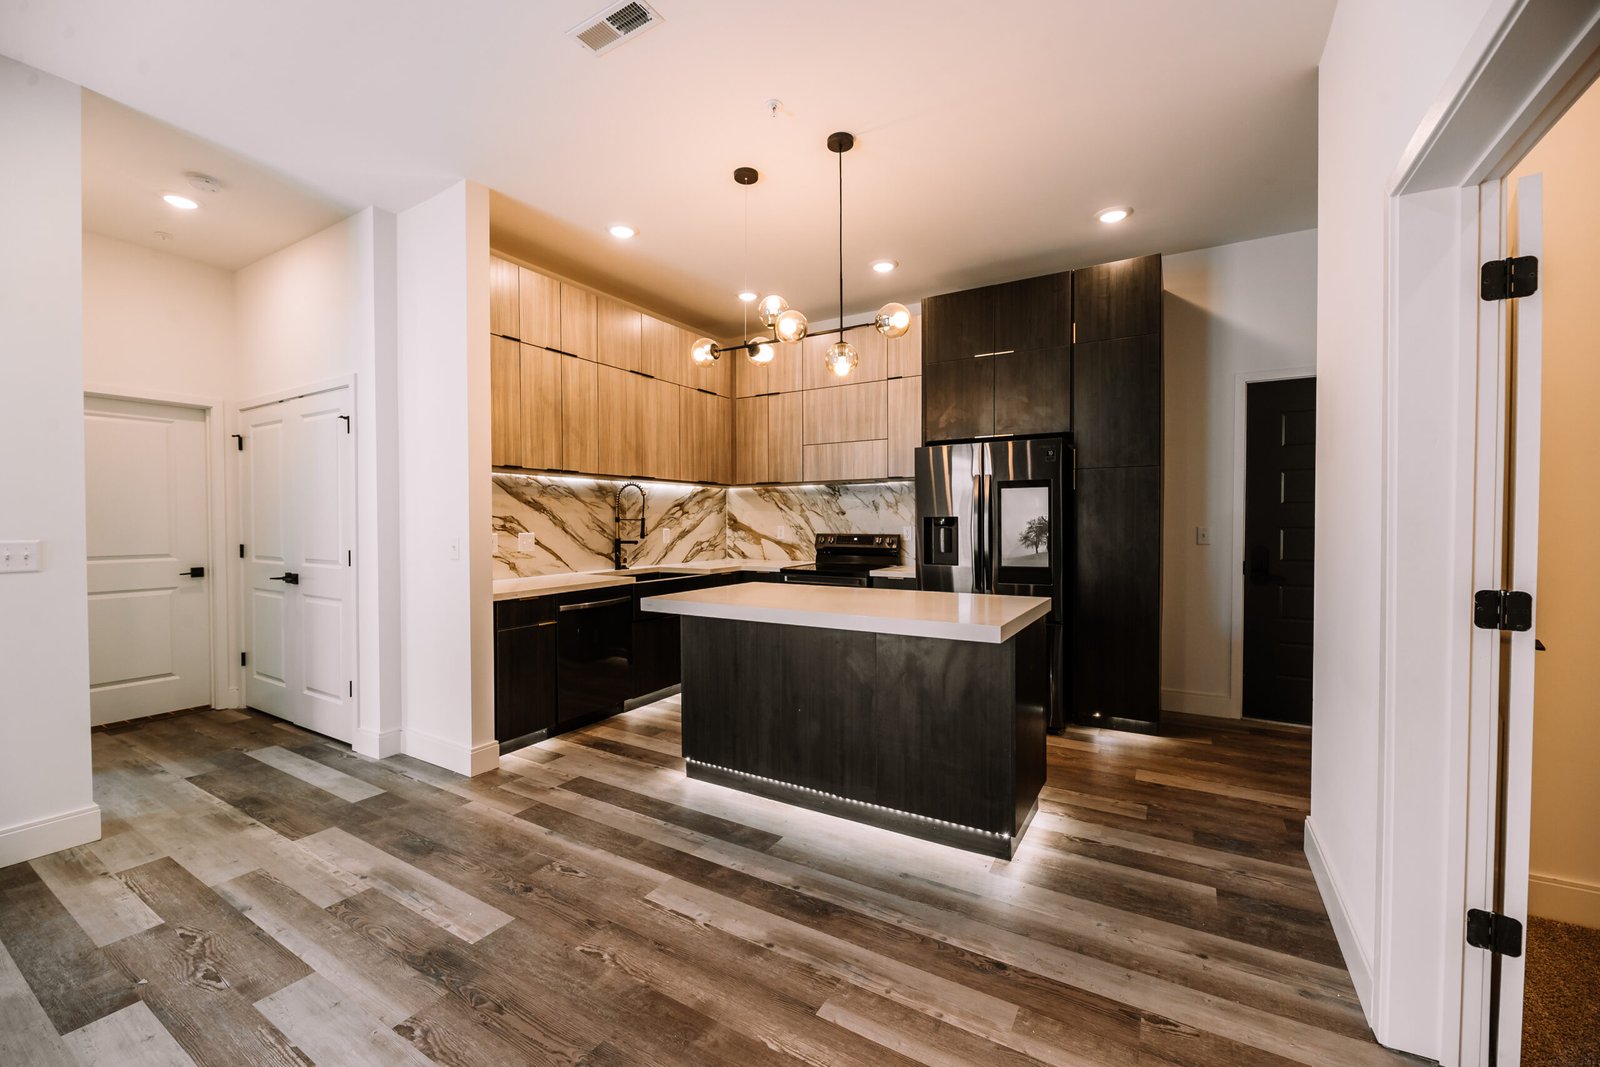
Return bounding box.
[240,388,357,742]
[84,397,213,725]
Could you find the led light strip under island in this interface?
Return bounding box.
[640,583,1052,857]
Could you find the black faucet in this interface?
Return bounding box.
[613,482,647,569]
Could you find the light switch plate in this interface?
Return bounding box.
[0,540,41,572]
[517,532,538,552]
[1195,526,1211,546]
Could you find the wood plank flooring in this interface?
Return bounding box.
[1,701,1421,1066]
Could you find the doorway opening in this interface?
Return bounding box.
[1241,376,1315,724]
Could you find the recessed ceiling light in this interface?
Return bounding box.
[1096,206,1132,224]
[163,194,199,210]
[608,224,636,239]
[738,290,758,302]
[870,259,898,274]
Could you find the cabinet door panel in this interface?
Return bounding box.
[494,614,556,742]
[923,359,993,441]
[802,380,887,445]
[1072,465,1160,726]
[595,365,643,476]
[491,336,523,467]
[1073,255,1162,344]
[922,287,996,363]
[560,284,597,359]
[803,324,885,390]
[802,440,888,482]
[518,268,561,350]
[735,396,770,484]
[770,392,804,483]
[737,342,803,396]
[596,296,642,371]
[887,375,922,478]
[519,343,563,470]
[641,378,683,481]
[642,315,687,385]
[561,356,598,472]
[884,313,922,379]
[994,347,1071,437]
[1072,334,1161,468]
[490,257,520,339]
[993,272,1071,353]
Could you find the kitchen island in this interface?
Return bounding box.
[640,584,1052,857]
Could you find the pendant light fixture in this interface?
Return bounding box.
[690,131,910,372]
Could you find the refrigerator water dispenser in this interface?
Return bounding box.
[922,516,960,566]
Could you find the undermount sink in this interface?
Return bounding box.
[625,570,694,582]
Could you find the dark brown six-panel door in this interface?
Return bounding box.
[1242,377,1316,723]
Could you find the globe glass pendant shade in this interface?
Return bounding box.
[874,302,912,338]
[757,294,788,328]
[689,337,720,365]
[825,340,859,378]
[774,308,809,344]
[748,336,776,364]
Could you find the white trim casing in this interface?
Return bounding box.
[1305,815,1374,1013]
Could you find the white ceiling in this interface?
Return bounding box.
[4,1,1334,335]
[82,91,350,270]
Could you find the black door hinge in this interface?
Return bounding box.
[1466,909,1523,957]
[1474,589,1533,631]
[240,652,248,667]
[232,434,245,451]
[1481,256,1539,300]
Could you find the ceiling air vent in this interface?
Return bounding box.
[568,1,663,55]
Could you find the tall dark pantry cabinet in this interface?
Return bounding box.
[920,255,1162,731]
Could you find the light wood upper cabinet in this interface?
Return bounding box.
[803,324,885,390]
[734,396,770,484]
[594,364,643,476]
[641,315,684,385]
[491,336,523,467]
[518,268,561,350]
[770,392,804,483]
[559,284,597,359]
[887,375,922,478]
[490,257,520,339]
[803,440,889,482]
[519,343,563,470]
[802,380,887,445]
[682,389,732,484]
[596,296,643,373]
[885,313,922,380]
[640,377,683,481]
[561,355,598,473]
[735,342,803,397]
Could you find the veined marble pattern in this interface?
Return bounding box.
[493,475,726,578]
[725,482,915,563]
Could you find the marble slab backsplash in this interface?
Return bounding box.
[492,475,915,578]
[725,484,917,562]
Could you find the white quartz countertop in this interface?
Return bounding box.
[640,583,1050,644]
[869,564,916,579]
[492,559,793,601]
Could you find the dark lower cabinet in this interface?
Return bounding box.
[994,347,1071,437]
[493,599,557,747]
[1072,334,1161,468]
[1072,466,1161,729]
[924,358,994,441]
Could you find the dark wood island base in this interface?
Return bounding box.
[677,616,1048,857]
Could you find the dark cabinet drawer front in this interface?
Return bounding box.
[994,347,1071,437]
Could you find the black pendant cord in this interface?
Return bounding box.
[837,148,845,330]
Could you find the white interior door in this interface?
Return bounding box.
[240,387,356,742]
[84,396,212,725]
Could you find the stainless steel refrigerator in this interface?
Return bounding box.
[915,435,1071,730]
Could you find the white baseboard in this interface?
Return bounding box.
[0,804,101,867]
[402,728,500,777]
[1304,816,1376,1022]
[1161,687,1239,718]
[1530,871,1600,928]
[353,727,403,760]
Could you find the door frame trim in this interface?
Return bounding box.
[232,375,359,737]
[1374,2,1600,1061]
[83,385,232,711]
[1227,366,1316,721]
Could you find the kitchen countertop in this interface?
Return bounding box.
[641,583,1049,644]
[492,559,793,601]
[869,564,916,579]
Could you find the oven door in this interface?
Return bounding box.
[781,571,870,587]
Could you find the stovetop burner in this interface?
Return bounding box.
[782,532,902,577]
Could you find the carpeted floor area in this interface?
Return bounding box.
[1523,915,1600,1065]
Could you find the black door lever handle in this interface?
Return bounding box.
[268,572,300,585]
[179,567,205,578]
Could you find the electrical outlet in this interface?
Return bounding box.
[1195,526,1211,546]
[448,538,461,561]
[0,540,41,572]
[777,524,789,540]
[517,532,538,552]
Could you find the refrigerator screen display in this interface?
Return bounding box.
[998,484,1051,571]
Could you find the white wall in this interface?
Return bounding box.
[0,56,100,865]
[1311,0,1497,1058]
[1161,230,1318,718]
[396,181,497,776]
[83,232,235,400]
